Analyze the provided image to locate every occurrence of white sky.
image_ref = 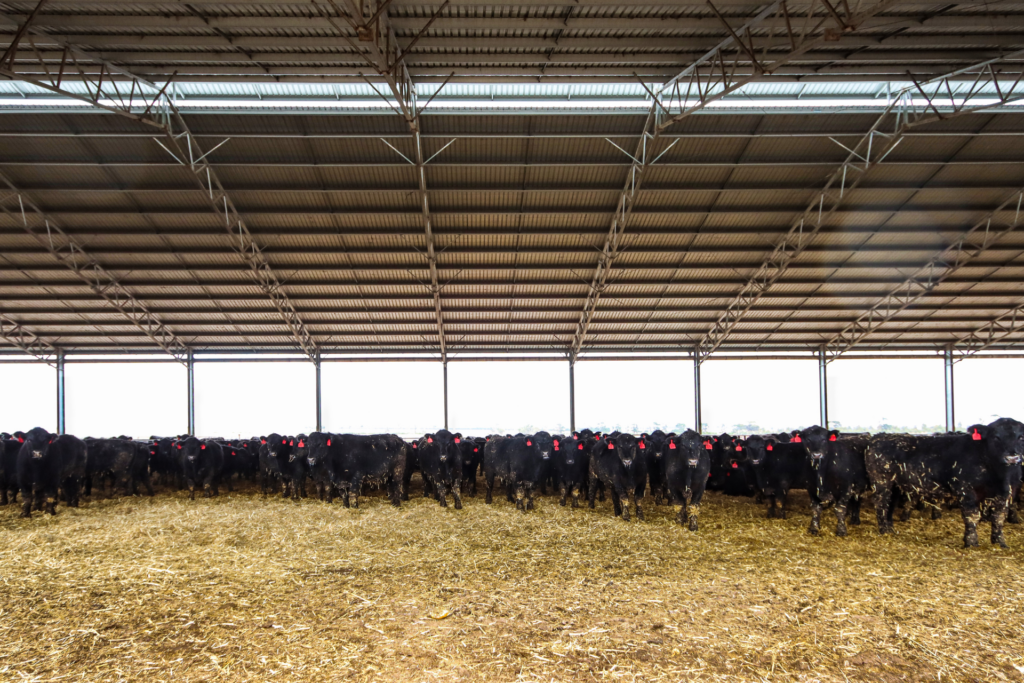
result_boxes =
[448,361,569,435]
[1,356,1021,437]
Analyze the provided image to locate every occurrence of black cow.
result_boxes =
[281,435,309,500]
[663,430,710,531]
[554,434,590,508]
[866,418,1024,547]
[219,440,256,492]
[306,432,406,508]
[1,436,22,505]
[17,427,87,517]
[417,429,464,509]
[178,436,224,500]
[85,438,154,497]
[798,426,868,537]
[745,435,811,520]
[484,432,554,511]
[642,430,672,504]
[258,433,292,495]
[460,437,485,496]
[588,433,649,522]
[148,436,181,488]
[305,433,334,501]
[402,438,422,501]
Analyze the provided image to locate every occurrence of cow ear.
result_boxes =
[829,430,839,442]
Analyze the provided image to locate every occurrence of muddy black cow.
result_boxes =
[663,430,710,531]
[85,438,154,498]
[148,437,181,488]
[258,433,292,495]
[483,432,554,512]
[553,434,591,508]
[798,426,868,537]
[641,430,672,504]
[588,432,649,522]
[745,435,811,520]
[417,429,464,509]
[177,436,224,500]
[306,432,406,508]
[866,418,1024,547]
[460,437,485,497]
[1,436,22,505]
[278,435,309,500]
[304,432,335,501]
[17,427,87,517]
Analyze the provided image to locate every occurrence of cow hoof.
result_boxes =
[836,527,847,537]
[993,535,1008,548]
[454,500,463,510]
[963,534,979,548]
[808,527,820,536]
[688,520,699,532]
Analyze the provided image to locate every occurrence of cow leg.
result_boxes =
[436,481,449,508]
[834,495,852,537]
[808,500,822,536]
[525,484,535,511]
[62,478,79,508]
[899,492,914,522]
[1007,505,1020,525]
[571,486,581,509]
[872,484,894,534]
[452,480,463,510]
[990,496,1009,548]
[618,491,630,522]
[765,494,776,519]
[350,478,362,508]
[19,487,33,518]
[187,479,197,500]
[0,488,6,506]
[849,495,861,525]
[388,473,403,508]
[634,485,645,521]
[598,481,606,502]
[587,476,598,509]
[779,490,791,520]
[559,483,568,507]
[611,489,622,517]
[687,496,700,532]
[960,492,981,548]
[485,474,495,505]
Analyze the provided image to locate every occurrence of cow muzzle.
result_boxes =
[187,455,197,461]
[621,458,633,467]
[289,454,296,462]
[32,450,43,459]
[1005,454,1022,465]
[687,458,698,467]
[566,458,575,465]
[307,457,317,466]
[439,455,447,462]
[751,458,762,465]
[541,451,551,460]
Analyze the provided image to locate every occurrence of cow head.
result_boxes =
[305,431,332,468]
[290,435,309,462]
[797,425,837,467]
[741,434,769,466]
[422,429,459,463]
[604,433,638,468]
[714,433,741,469]
[529,431,555,460]
[643,430,669,459]
[970,418,1024,467]
[22,426,53,460]
[265,433,292,460]
[179,436,204,464]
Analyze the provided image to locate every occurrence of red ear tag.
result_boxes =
[412,443,417,449]
[244,443,248,447]
[177,444,181,450]
[261,438,266,445]
[18,437,24,443]
[289,440,294,446]
[298,440,305,448]
[201,444,206,450]
[767,443,773,451]
[713,437,718,442]
[829,434,837,442]
[573,434,578,440]
[454,437,460,443]
[669,442,676,449]
[578,443,583,450]
[554,443,559,451]
[473,448,478,452]
[703,441,712,450]
[232,451,236,456]
[608,443,615,450]
[638,441,645,449]
[972,429,982,441]
[427,437,433,443]
[792,435,802,443]
[526,440,532,446]
[736,444,743,451]
[731,462,738,468]
[154,440,159,446]
[282,439,287,444]
[327,438,331,446]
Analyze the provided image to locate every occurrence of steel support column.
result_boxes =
[187,350,195,436]
[56,349,65,434]
[693,351,702,433]
[944,347,955,433]
[569,362,576,434]
[818,346,829,428]
[315,351,322,432]
[443,361,449,430]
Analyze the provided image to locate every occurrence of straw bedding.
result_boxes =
[1,480,1022,682]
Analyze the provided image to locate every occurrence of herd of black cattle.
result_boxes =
[1,417,1022,548]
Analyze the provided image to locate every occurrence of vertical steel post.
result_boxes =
[443,361,449,430]
[315,351,322,432]
[569,361,576,433]
[818,346,829,428]
[693,351,702,433]
[56,349,66,434]
[944,346,955,433]
[187,350,195,436]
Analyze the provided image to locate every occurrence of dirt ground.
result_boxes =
[1,479,1022,682]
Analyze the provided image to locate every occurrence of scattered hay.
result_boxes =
[1,481,1022,682]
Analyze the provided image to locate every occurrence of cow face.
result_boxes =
[716,434,740,468]
[605,433,638,468]
[23,426,53,460]
[797,425,834,467]
[422,429,458,463]
[555,436,577,465]
[742,435,769,466]
[971,418,1024,466]
[306,431,332,468]
[530,431,555,460]
[179,436,203,464]
[291,435,309,463]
